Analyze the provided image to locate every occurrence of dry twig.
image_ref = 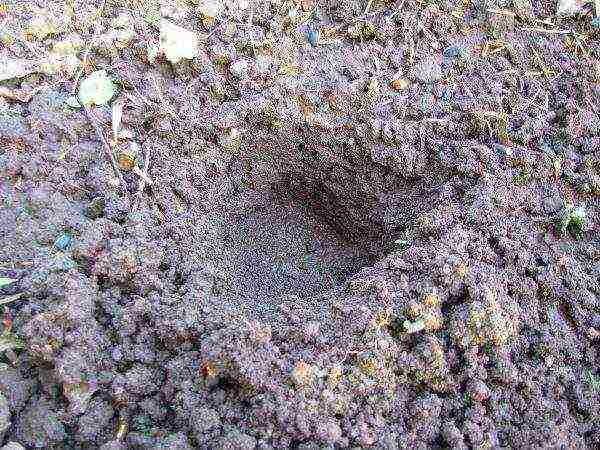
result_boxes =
[134,144,153,198]
[83,105,129,197]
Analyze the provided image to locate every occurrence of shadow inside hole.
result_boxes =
[195,150,444,317]
[215,187,376,315]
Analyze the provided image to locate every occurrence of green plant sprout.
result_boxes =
[557,204,587,239]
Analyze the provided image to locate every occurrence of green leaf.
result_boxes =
[557,204,587,239]
[0,278,16,289]
[77,70,117,106]
[0,331,24,353]
[571,206,586,224]
[393,239,410,251]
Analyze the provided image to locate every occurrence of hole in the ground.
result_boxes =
[208,182,378,314]
[185,139,446,316]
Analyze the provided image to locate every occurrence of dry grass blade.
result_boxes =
[134,147,153,209]
[83,106,129,197]
[111,99,124,141]
[530,47,560,81]
[522,27,572,34]
[0,293,24,305]
[71,0,107,93]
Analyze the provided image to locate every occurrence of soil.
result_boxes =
[1,0,600,448]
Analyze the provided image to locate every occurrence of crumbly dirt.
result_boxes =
[1,0,600,448]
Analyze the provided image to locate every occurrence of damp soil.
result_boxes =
[187,193,375,319]
[1,0,600,449]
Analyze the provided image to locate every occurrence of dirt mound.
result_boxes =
[1,0,600,448]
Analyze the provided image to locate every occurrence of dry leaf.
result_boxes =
[63,381,98,415]
[0,86,42,102]
[391,77,410,91]
[133,165,153,185]
[556,0,590,16]
[0,331,24,353]
[0,54,38,82]
[512,0,535,18]
[26,5,70,39]
[0,293,23,305]
[198,0,224,18]
[159,19,200,64]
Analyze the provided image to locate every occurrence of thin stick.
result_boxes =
[322,0,395,37]
[73,41,94,94]
[521,27,572,34]
[137,145,152,192]
[83,106,129,196]
[133,142,153,209]
[486,8,516,16]
[386,3,403,21]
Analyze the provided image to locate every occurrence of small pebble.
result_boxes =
[535,255,550,267]
[55,256,76,271]
[542,196,564,214]
[255,55,272,75]
[443,46,462,58]
[99,441,127,450]
[440,89,452,101]
[347,23,362,39]
[468,380,490,402]
[390,74,410,91]
[409,57,444,84]
[230,59,249,79]
[1,444,26,450]
[111,347,124,362]
[307,29,319,47]
[54,234,72,250]
[198,0,224,19]
[494,144,513,157]
[585,327,600,340]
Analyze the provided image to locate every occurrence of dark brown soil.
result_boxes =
[1,0,600,448]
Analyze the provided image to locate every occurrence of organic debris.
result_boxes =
[0,86,43,103]
[77,70,117,106]
[158,19,200,64]
[0,55,38,82]
[0,294,24,306]
[0,330,24,356]
[557,204,587,238]
[556,0,592,16]
[0,279,16,289]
